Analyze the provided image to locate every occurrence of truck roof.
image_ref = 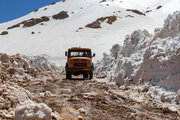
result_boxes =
[68,47,91,51]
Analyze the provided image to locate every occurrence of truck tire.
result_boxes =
[83,73,88,79]
[89,71,93,80]
[66,71,72,80]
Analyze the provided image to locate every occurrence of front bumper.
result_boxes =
[68,68,92,72]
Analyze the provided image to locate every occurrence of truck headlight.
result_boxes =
[70,64,73,67]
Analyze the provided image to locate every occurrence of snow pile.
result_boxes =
[0,53,61,83]
[0,84,33,119]
[96,11,180,91]
[95,29,152,82]
[158,11,180,38]
[118,83,180,113]
[15,103,52,120]
[0,53,61,119]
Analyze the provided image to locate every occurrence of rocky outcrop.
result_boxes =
[0,31,8,35]
[7,16,50,29]
[52,11,69,20]
[126,9,146,16]
[85,16,117,28]
[86,21,101,28]
[156,5,162,9]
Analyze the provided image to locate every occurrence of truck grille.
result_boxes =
[74,63,87,67]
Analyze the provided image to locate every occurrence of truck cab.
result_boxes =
[65,47,95,79]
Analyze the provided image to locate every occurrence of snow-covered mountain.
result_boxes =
[0,0,180,66]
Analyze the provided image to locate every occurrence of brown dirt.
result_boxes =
[0,53,180,120]
[19,76,180,120]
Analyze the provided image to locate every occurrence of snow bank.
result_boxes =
[0,53,61,83]
[15,103,52,120]
[158,11,180,38]
[96,11,180,91]
[118,83,180,113]
[0,84,33,119]
[0,53,61,119]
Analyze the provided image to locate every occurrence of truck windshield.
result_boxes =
[69,50,91,58]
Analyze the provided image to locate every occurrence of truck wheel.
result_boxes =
[66,71,71,80]
[83,73,88,79]
[89,72,93,80]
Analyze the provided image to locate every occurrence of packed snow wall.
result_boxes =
[96,11,180,91]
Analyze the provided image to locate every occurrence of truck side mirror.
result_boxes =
[93,53,95,57]
[65,51,67,56]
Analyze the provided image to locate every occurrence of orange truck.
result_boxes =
[65,47,95,79]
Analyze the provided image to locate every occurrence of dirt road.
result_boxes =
[17,75,180,120]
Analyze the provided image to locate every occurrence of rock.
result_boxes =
[78,108,86,114]
[156,5,162,9]
[79,27,83,29]
[1,31,8,35]
[52,11,69,20]
[15,103,52,120]
[85,16,117,29]
[106,16,117,24]
[6,67,16,75]
[7,16,50,29]
[41,16,50,21]
[23,18,42,27]
[0,53,10,63]
[85,21,101,28]
[40,91,52,97]
[126,9,146,16]
[34,9,39,12]
[61,89,72,94]
[100,0,106,3]
[49,2,56,5]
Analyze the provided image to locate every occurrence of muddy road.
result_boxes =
[17,74,180,120]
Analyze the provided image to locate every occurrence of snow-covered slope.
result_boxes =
[0,0,180,66]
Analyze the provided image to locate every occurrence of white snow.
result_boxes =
[15,103,52,120]
[0,0,180,66]
[96,11,180,91]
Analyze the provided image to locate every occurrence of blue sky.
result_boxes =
[0,0,61,23]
